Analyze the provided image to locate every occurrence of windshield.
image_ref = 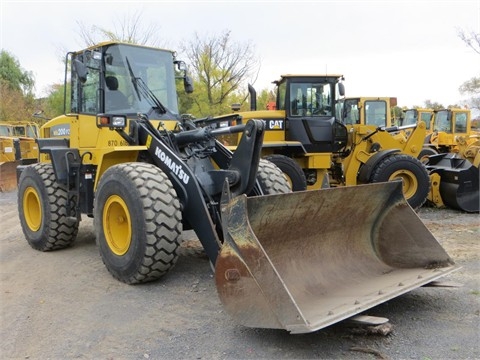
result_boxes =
[340,98,360,125]
[403,110,418,126]
[434,111,451,132]
[287,82,333,116]
[103,44,179,115]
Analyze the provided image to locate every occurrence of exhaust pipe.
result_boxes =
[248,84,257,111]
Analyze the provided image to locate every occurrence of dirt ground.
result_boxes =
[0,189,479,360]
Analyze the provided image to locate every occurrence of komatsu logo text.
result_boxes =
[154,147,190,184]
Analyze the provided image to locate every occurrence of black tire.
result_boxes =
[254,158,292,195]
[264,154,307,191]
[17,163,78,251]
[369,154,430,210]
[94,163,182,284]
[418,147,438,163]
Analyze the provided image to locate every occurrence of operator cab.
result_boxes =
[277,75,348,153]
[70,42,193,121]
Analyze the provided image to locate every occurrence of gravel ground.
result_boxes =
[0,189,479,360]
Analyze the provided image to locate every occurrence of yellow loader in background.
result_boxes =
[16,42,458,334]
[0,121,39,192]
[398,108,478,212]
[421,108,479,212]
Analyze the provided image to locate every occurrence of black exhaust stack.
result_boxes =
[248,84,257,111]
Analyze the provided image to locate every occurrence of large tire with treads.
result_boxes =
[264,154,307,191]
[94,163,182,284]
[369,153,430,210]
[17,163,79,251]
[250,158,292,196]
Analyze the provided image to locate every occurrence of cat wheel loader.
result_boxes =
[214,78,431,210]
[16,42,458,334]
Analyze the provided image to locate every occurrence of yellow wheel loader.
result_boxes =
[0,121,39,192]
[420,108,479,212]
[398,108,478,212]
[17,42,458,334]
[213,78,431,210]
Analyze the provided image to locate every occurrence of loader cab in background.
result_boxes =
[433,109,470,134]
[402,108,434,131]
[426,108,475,153]
[338,97,397,127]
[276,75,348,153]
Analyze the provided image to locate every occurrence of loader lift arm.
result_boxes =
[116,116,266,264]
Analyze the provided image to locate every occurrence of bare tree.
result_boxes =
[457,28,480,55]
[457,28,480,109]
[180,30,260,116]
[76,10,164,47]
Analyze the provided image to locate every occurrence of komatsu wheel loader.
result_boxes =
[214,77,431,210]
[17,42,458,334]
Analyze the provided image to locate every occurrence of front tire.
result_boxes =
[17,163,78,251]
[94,163,182,284]
[369,154,430,210]
[252,158,292,195]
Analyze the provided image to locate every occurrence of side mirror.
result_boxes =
[73,59,88,84]
[184,75,194,94]
[338,83,345,97]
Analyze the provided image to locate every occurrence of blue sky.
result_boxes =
[1,0,479,108]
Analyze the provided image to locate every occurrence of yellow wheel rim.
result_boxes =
[389,170,418,200]
[103,195,132,256]
[419,155,430,164]
[284,174,294,189]
[23,186,42,232]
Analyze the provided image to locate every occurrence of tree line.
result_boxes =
[1,15,478,124]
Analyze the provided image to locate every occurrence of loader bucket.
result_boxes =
[215,181,458,334]
[426,153,479,213]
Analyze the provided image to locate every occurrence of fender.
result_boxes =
[357,149,400,183]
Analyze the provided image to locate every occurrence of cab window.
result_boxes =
[364,101,387,126]
[289,82,332,116]
[454,112,467,133]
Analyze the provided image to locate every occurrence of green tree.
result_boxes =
[179,30,260,117]
[256,88,277,111]
[423,100,444,110]
[0,50,35,94]
[42,83,69,119]
[0,51,36,121]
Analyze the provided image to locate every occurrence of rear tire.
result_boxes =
[17,163,78,251]
[94,163,182,284]
[264,154,307,191]
[369,154,430,210]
